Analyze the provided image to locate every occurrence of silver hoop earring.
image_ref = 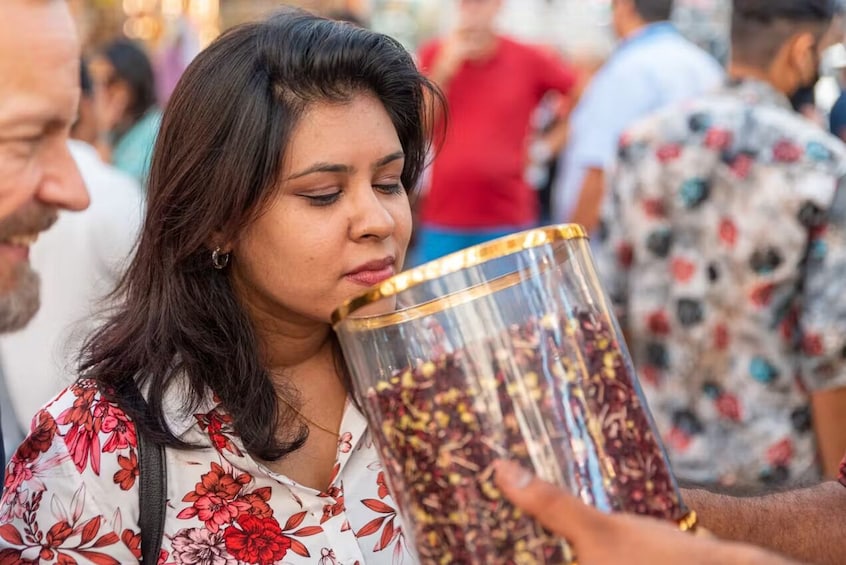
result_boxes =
[212,247,230,270]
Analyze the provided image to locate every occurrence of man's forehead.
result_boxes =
[0,0,80,130]
[0,0,79,58]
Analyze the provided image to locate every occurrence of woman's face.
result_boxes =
[230,92,412,327]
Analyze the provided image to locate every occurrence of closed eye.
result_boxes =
[303,192,341,206]
[373,183,403,195]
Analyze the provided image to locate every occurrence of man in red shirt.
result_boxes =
[415,0,577,263]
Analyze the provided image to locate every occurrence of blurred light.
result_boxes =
[189,0,217,19]
[122,0,144,15]
[123,14,160,40]
[162,0,182,18]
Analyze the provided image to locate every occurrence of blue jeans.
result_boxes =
[411,225,526,266]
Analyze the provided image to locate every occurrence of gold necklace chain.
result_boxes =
[278,395,340,438]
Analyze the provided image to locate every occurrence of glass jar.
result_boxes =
[332,225,689,565]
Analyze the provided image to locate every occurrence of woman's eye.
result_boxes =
[373,183,403,195]
[304,192,341,206]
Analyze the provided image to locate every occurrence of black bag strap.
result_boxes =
[138,423,166,563]
[121,379,167,564]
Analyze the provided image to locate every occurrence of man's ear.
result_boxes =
[787,31,818,84]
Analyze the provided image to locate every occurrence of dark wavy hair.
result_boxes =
[80,9,443,461]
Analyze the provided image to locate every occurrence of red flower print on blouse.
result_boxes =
[355,498,403,553]
[15,410,57,463]
[178,463,251,533]
[376,472,390,500]
[280,511,324,558]
[338,432,353,454]
[113,450,139,491]
[101,404,137,453]
[55,383,105,474]
[196,410,243,457]
[241,488,273,519]
[320,486,345,524]
[0,483,124,565]
[223,514,291,565]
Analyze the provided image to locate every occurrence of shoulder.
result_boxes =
[0,380,141,561]
[18,379,140,479]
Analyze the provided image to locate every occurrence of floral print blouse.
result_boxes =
[0,380,417,564]
[597,78,846,490]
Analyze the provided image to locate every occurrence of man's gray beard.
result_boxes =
[0,264,40,333]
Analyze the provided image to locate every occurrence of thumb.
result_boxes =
[493,460,608,540]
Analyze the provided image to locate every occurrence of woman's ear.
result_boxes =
[209,230,234,254]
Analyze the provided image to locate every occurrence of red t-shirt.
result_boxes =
[839,453,846,488]
[419,37,577,229]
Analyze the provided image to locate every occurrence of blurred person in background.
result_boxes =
[790,0,846,126]
[553,0,723,232]
[415,0,578,263]
[0,59,143,447]
[0,0,90,480]
[828,43,846,140]
[597,0,846,492]
[91,38,163,188]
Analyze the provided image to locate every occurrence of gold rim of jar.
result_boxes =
[331,224,588,326]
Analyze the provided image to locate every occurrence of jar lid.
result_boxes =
[331,224,588,326]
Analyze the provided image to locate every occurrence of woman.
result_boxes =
[0,10,440,564]
[92,39,163,186]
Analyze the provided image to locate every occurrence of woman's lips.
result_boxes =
[345,266,395,287]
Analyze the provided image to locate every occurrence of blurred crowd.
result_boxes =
[2,0,846,520]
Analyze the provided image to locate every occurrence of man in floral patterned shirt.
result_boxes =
[598,0,846,491]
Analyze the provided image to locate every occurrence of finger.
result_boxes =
[493,460,607,539]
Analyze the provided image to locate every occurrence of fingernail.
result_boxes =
[495,460,533,489]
